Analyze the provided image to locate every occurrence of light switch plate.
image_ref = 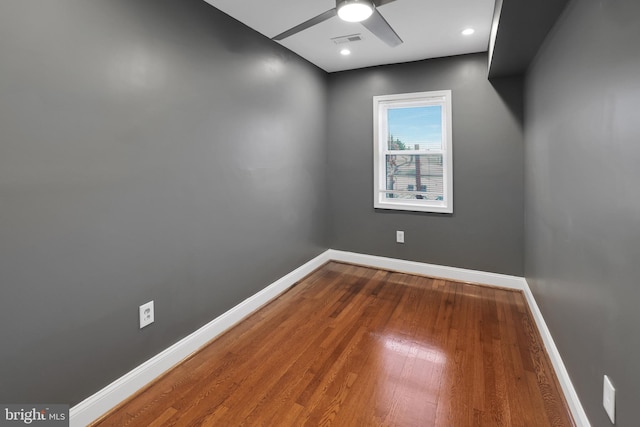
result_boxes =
[603,375,615,424]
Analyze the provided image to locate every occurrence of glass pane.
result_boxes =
[385,154,444,200]
[387,106,442,151]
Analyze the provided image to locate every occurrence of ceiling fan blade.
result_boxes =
[373,0,398,6]
[361,8,403,47]
[272,8,337,41]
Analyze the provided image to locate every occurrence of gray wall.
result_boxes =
[0,0,327,405]
[524,0,640,425]
[327,54,524,276]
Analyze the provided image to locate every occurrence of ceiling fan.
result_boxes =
[272,0,403,47]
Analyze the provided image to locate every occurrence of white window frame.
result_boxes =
[373,90,453,213]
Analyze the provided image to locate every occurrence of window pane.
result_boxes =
[387,106,442,151]
[374,90,452,213]
[385,154,444,200]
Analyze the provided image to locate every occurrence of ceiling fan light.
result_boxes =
[337,0,374,23]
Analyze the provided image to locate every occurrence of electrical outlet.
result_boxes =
[396,230,405,243]
[139,301,154,329]
[603,375,615,424]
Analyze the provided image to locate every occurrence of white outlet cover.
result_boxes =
[396,231,405,243]
[139,301,154,329]
[603,375,615,424]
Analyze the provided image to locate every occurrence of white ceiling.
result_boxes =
[204,0,496,73]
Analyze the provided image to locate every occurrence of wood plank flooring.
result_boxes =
[92,262,575,426]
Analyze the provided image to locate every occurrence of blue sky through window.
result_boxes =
[388,106,442,150]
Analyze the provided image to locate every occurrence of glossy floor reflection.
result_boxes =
[94,262,575,426]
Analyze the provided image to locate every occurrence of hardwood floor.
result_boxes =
[92,262,575,426]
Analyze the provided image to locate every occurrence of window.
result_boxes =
[373,90,453,213]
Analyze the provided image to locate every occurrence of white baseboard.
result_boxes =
[521,280,591,427]
[71,249,588,427]
[70,250,332,427]
[326,249,526,290]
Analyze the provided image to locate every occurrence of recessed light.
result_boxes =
[340,48,351,56]
[462,28,475,36]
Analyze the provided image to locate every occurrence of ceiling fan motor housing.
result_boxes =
[336,0,375,22]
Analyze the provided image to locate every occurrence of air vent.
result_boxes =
[331,34,363,45]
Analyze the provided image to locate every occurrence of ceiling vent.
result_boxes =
[331,34,363,45]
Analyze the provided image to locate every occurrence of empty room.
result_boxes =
[1,0,638,426]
